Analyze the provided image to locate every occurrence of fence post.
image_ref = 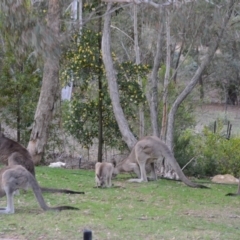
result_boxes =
[213,121,216,133]
[79,155,82,169]
[226,121,232,140]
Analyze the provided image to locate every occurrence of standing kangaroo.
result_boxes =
[0,132,84,194]
[114,136,208,188]
[95,161,116,188]
[0,165,79,214]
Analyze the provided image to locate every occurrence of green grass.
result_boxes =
[1,167,240,240]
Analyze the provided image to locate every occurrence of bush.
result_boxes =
[176,122,240,177]
[174,128,208,177]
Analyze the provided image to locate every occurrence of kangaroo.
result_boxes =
[114,136,208,188]
[0,165,79,214]
[95,161,116,188]
[0,132,84,194]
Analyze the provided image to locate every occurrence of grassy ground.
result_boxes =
[0,166,240,240]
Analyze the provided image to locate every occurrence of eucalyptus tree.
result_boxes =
[0,0,86,164]
[0,1,42,144]
[27,0,63,164]
[166,0,236,150]
[0,46,41,144]
[102,0,237,163]
[62,27,148,155]
[205,4,240,106]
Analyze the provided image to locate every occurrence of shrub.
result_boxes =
[176,122,240,177]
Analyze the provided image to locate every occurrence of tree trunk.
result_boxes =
[173,40,184,83]
[27,0,61,164]
[97,4,103,162]
[133,4,144,138]
[148,8,164,137]
[160,12,170,141]
[102,3,137,149]
[166,0,235,150]
[16,93,21,142]
[97,72,103,162]
[199,74,204,100]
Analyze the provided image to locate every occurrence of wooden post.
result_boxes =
[213,121,216,133]
[226,121,232,140]
[79,155,82,169]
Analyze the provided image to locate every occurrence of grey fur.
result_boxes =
[114,136,208,188]
[0,165,79,214]
[95,162,115,188]
[0,132,84,194]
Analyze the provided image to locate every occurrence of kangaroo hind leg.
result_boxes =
[128,162,147,183]
[147,162,157,181]
[0,185,15,214]
[0,168,27,214]
[129,145,148,183]
[107,176,112,187]
[128,148,148,183]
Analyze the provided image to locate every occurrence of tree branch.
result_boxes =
[166,0,236,150]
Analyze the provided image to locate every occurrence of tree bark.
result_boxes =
[160,11,170,141]
[102,3,137,149]
[148,8,164,137]
[166,0,236,150]
[173,40,184,83]
[133,4,144,138]
[27,0,61,164]
[97,3,103,162]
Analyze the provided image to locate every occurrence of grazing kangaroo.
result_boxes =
[0,165,79,214]
[95,161,116,188]
[114,136,208,188]
[0,132,84,194]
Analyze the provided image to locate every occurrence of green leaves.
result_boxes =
[177,121,240,177]
[61,29,149,150]
[0,47,41,144]
[61,29,102,84]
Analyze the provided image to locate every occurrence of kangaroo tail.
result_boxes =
[226,193,239,196]
[194,184,210,189]
[50,206,79,211]
[40,187,85,194]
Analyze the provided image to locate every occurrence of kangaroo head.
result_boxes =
[96,174,105,187]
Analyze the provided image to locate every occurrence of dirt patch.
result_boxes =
[0,237,25,240]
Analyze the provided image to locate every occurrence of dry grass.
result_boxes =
[195,103,240,135]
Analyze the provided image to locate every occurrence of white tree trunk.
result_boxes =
[148,8,164,137]
[160,11,171,141]
[102,3,137,149]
